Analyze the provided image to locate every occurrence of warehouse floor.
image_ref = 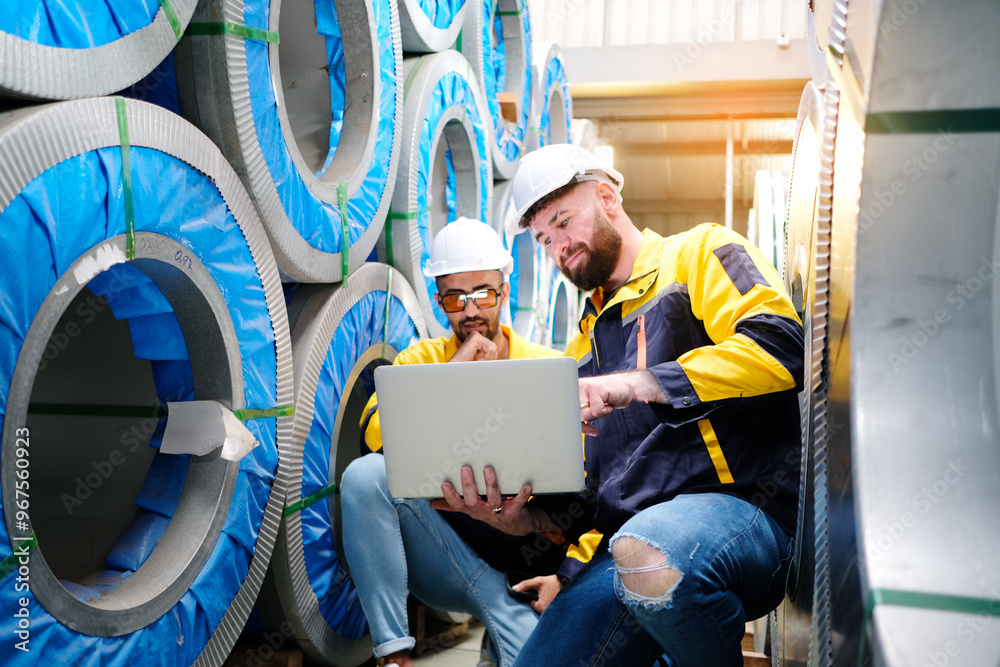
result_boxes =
[411,621,487,666]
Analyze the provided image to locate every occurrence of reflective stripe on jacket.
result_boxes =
[565,223,803,537]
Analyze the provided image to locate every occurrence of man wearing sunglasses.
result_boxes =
[340,218,581,667]
[432,145,804,667]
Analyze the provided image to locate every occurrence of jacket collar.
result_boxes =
[590,229,664,315]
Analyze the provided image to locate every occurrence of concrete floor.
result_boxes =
[410,621,486,667]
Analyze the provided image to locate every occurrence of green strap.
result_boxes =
[387,205,431,220]
[28,403,165,418]
[338,180,350,279]
[384,208,396,268]
[497,1,524,17]
[859,588,1000,665]
[0,534,37,582]
[866,108,1000,134]
[402,55,429,101]
[185,21,280,44]
[382,267,392,359]
[283,483,338,515]
[456,28,463,53]
[114,97,136,261]
[27,403,291,420]
[158,0,184,40]
[232,405,295,421]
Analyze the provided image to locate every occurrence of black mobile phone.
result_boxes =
[505,570,539,603]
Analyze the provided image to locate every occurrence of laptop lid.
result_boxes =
[374,356,585,499]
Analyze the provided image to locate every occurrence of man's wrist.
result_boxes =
[632,370,667,404]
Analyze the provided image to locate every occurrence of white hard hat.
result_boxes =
[510,144,624,230]
[422,217,514,278]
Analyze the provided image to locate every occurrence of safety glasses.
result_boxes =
[438,288,501,313]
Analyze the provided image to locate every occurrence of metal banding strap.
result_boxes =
[158,0,184,40]
[26,404,293,420]
[866,108,1000,134]
[114,97,136,261]
[283,483,338,516]
[402,55,430,100]
[337,180,350,279]
[383,267,392,359]
[185,22,280,43]
[858,588,1000,666]
[497,1,525,16]
[0,534,37,582]
[232,405,295,421]
[387,206,432,219]
[384,209,395,268]
[28,403,166,418]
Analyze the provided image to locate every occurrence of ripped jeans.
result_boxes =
[513,493,792,667]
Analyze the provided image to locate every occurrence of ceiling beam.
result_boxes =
[612,139,794,158]
[562,40,810,121]
[624,198,738,215]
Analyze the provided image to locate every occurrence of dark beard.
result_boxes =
[454,315,500,343]
[562,210,622,291]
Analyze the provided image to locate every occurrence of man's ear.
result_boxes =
[596,181,619,215]
[500,281,511,306]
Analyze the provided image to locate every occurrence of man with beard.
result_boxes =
[340,217,582,667]
[432,145,804,666]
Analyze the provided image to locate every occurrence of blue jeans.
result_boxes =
[514,493,792,667]
[340,453,539,665]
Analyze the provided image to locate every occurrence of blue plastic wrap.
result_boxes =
[300,286,422,639]
[242,0,397,254]
[474,0,531,165]
[314,0,346,179]
[118,54,183,116]
[445,147,457,223]
[0,0,160,48]
[539,53,571,147]
[0,141,279,665]
[416,0,465,30]
[413,70,491,331]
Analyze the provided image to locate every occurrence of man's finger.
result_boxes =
[484,466,502,510]
[459,465,481,508]
[434,482,463,511]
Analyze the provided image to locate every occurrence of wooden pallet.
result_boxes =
[742,621,771,667]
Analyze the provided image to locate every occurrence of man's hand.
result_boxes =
[579,371,667,435]
[430,465,559,536]
[513,574,562,614]
[449,331,498,362]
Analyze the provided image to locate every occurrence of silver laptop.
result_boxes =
[374,356,585,499]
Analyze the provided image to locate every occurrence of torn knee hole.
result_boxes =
[613,536,682,600]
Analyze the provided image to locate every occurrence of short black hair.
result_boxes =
[518,180,585,230]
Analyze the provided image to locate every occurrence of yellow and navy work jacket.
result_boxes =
[552,224,803,542]
[359,325,595,575]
